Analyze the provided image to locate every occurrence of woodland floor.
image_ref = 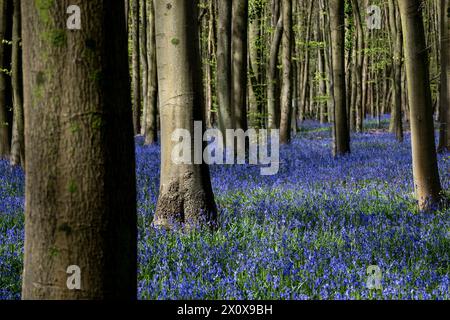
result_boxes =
[0,117,449,300]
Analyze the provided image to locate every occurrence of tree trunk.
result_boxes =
[217,0,234,135]
[0,0,11,159]
[21,0,137,299]
[153,0,217,229]
[352,0,364,133]
[9,0,23,167]
[132,0,141,135]
[398,0,443,210]
[140,0,148,136]
[438,0,449,152]
[144,0,158,145]
[389,0,404,142]
[330,0,350,155]
[280,0,292,144]
[232,0,248,131]
[248,5,263,128]
[267,14,283,129]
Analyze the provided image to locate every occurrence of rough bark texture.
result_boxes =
[21,0,137,299]
[232,0,248,131]
[10,0,24,167]
[438,0,449,152]
[154,0,217,229]
[144,0,158,145]
[217,0,234,134]
[0,0,11,158]
[132,0,141,135]
[330,0,350,155]
[279,0,292,144]
[398,0,443,210]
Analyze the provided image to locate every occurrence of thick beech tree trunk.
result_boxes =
[398,0,443,210]
[153,0,217,229]
[21,0,137,299]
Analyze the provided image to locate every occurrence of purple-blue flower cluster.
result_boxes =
[1,119,449,300]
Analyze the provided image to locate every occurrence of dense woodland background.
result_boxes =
[0,0,449,300]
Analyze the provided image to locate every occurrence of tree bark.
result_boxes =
[154,0,217,229]
[132,0,141,135]
[330,0,350,155]
[280,0,292,144]
[232,0,248,131]
[144,0,158,145]
[438,0,449,152]
[217,0,234,135]
[21,0,137,299]
[267,14,283,129]
[140,0,148,136]
[10,0,24,167]
[388,0,404,142]
[398,0,443,210]
[0,0,11,158]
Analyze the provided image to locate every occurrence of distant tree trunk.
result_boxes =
[299,1,313,123]
[140,0,148,136]
[153,0,217,229]
[398,0,442,210]
[280,0,292,144]
[438,0,449,152]
[330,0,350,155]
[10,0,23,167]
[248,5,263,128]
[217,0,234,135]
[232,0,248,131]
[132,0,141,135]
[0,0,11,158]
[267,14,283,129]
[388,0,404,142]
[352,0,364,133]
[21,0,137,299]
[144,0,158,145]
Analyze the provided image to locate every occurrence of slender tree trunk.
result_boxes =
[330,0,350,155]
[10,0,23,166]
[132,0,141,135]
[299,1,314,123]
[438,0,449,152]
[140,0,148,136]
[352,0,364,133]
[398,0,442,210]
[154,0,217,229]
[389,0,404,142]
[21,0,137,299]
[248,5,263,128]
[280,0,292,144]
[0,0,11,158]
[217,0,234,135]
[267,14,283,129]
[232,0,248,131]
[144,0,158,145]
